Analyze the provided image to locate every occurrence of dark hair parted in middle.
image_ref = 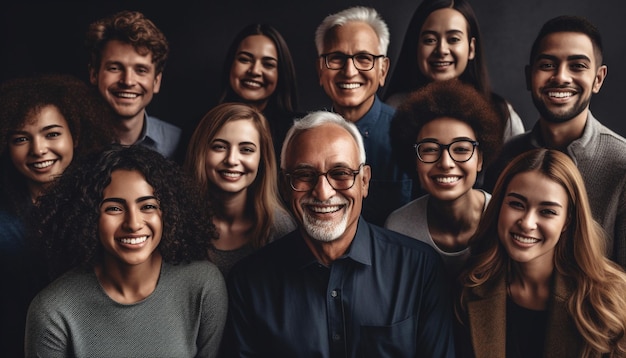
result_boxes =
[37,144,216,278]
[218,23,298,114]
[390,79,503,174]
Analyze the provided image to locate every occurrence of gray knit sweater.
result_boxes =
[483,112,626,269]
[25,260,227,358]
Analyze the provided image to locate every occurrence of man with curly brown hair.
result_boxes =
[86,10,181,159]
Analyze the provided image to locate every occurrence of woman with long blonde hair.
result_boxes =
[184,103,295,276]
[457,148,626,357]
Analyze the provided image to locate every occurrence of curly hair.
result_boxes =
[390,79,503,175]
[459,149,626,356]
[184,103,287,249]
[218,23,298,114]
[85,10,169,74]
[0,73,115,219]
[37,144,216,279]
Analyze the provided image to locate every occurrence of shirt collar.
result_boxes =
[291,216,373,269]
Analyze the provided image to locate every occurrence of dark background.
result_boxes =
[1,1,624,145]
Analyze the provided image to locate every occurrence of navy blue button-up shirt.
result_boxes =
[351,96,413,226]
[224,217,456,357]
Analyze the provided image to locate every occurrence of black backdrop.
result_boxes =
[2,1,624,144]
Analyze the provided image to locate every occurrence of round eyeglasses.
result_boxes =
[414,139,479,163]
[284,164,365,192]
[320,52,385,71]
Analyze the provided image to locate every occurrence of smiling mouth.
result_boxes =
[430,61,453,67]
[512,234,539,244]
[220,170,244,178]
[307,205,343,214]
[118,236,148,245]
[434,176,461,184]
[30,160,55,169]
[114,92,139,99]
[337,83,361,89]
[242,80,263,88]
[547,91,575,98]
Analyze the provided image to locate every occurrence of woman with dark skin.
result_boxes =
[26,144,227,357]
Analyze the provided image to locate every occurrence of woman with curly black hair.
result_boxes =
[0,72,115,357]
[386,80,503,279]
[25,144,227,357]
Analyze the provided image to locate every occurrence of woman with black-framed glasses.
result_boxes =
[386,79,503,279]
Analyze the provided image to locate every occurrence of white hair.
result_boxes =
[280,110,367,170]
[314,6,390,56]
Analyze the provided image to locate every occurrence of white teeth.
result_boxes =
[548,92,573,98]
[32,160,54,169]
[338,83,361,89]
[242,80,262,88]
[222,171,242,178]
[119,236,148,245]
[117,93,138,98]
[432,62,452,67]
[310,205,341,213]
[512,234,539,244]
[435,176,460,183]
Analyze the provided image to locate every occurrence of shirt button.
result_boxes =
[331,290,338,298]
[332,333,341,341]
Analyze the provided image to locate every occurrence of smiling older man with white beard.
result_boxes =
[220,110,455,358]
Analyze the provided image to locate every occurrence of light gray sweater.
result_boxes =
[25,260,227,358]
[385,190,491,278]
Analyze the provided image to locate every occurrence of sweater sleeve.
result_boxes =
[24,291,69,358]
[196,262,228,358]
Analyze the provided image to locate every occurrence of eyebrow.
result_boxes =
[419,136,475,142]
[536,54,592,62]
[100,195,158,207]
[9,124,65,135]
[212,138,258,147]
[292,162,356,170]
[506,192,563,207]
[237,51,278,62]
[421,29,465,36]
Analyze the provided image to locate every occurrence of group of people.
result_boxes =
[1,0,626,357]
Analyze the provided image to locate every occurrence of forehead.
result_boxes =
[286,124,360,168]
[214,118,260,142]
[101,39,154,63]
[422,8,469,33]
[418,117,476,139]
[323,21,380,53]
[22,105,68,128]
[237,34,277,57]
[507,171,568,204]
[536,32,597,63]
[104,169,153,196]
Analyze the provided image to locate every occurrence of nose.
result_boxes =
[517,211,537,232]
[342,57,360,77]
[552,63,572,84]
[311,173,336,201]
[122,207,144,232]
[119,69,135,86]
[223,148,239,166]
[247,60,262,76]
[436,40,450,55]
[437,147,455,169]
[29,137,47,157]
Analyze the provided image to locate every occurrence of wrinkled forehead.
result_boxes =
[285,124,361,169]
